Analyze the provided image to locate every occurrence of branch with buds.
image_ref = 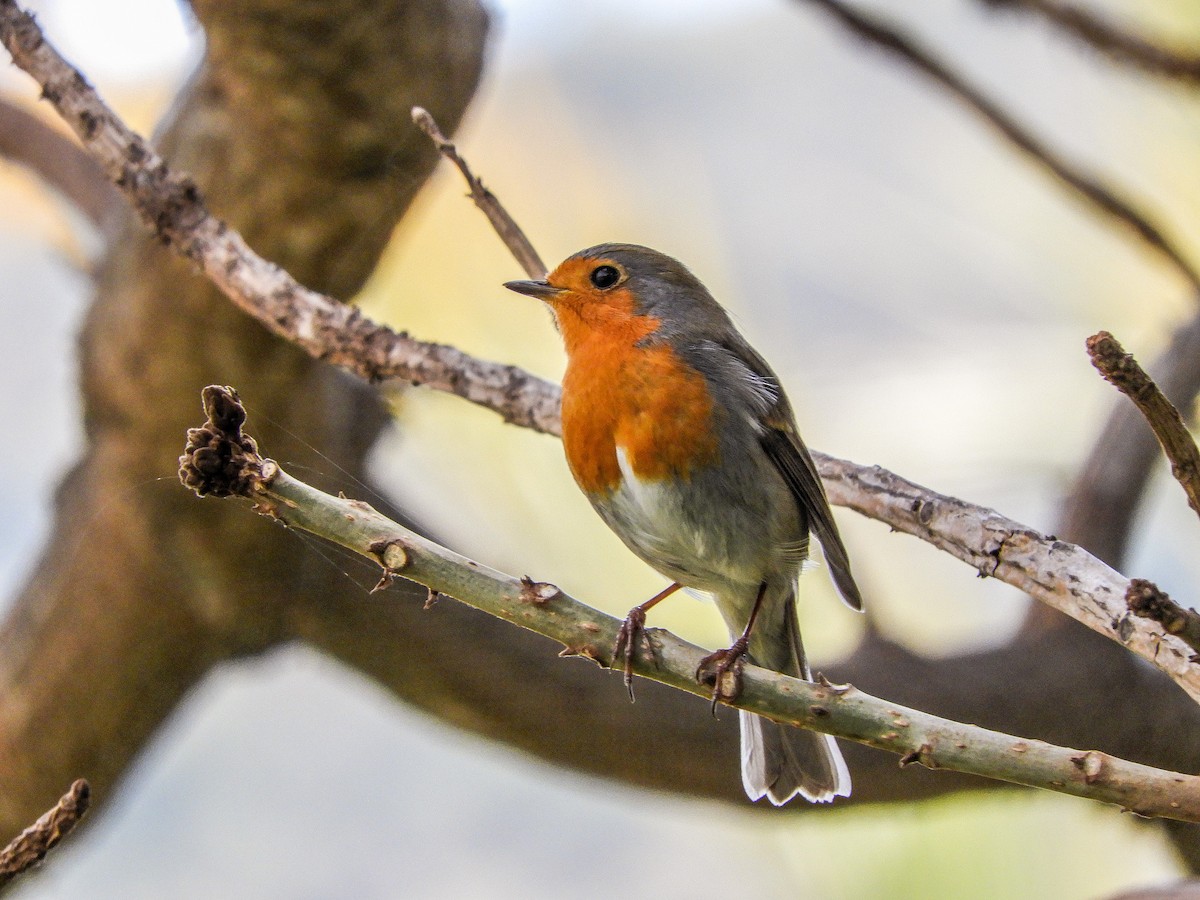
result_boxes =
[179,385,1200,823]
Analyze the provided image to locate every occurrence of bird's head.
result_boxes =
[505,243,724,351]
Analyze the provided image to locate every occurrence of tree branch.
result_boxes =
[1127,580,1200,661]
[1050,321,1200,651]
[10,0,1200,862]
[411,106,546,278]
[1087,330,1200,524]
[791,0,1200,292]
[180,385,1200,823]
[0,779,89,888]
[980,0,1200,86]
[1055,310,1200,577]
[0,2,560,436]
[815,454,1200,704]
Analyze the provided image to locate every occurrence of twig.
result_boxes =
[0,0,562,436]
[1127,579,1200,660]
[1059,312,1200,573]
[0,779,90,887]
[980,0,1200,86]
[812,453,1200,704]
[792,0,1200,293]
[177,386,1200,822]
[1087,331,1200,522]
[411,106,546,279]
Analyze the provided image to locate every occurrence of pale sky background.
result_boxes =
[25,0,780,82]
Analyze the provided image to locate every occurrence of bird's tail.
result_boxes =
[736,584,850,805]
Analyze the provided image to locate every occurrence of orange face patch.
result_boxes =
[542,256,643,356]
[549,258,720,495]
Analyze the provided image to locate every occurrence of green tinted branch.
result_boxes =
[179,385,1200,823]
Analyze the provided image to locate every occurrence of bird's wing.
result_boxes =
[759,423,863,610]
[709,335,864,612]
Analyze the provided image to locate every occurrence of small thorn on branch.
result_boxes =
[0,779,91,887]
[1127,578,1200,658]
[518,576,561,605]
[367,539,410,593]
[558,644,601,663]
[815,673,854,695]
[1070,750,1108,785]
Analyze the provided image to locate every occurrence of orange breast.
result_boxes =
[559,306,720,496]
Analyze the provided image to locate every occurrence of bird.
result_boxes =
[505,243,863,805]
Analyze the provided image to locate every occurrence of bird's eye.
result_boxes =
[589,265,621,289]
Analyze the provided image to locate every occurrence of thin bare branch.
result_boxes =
[1056,311,1200,576]
[815,454,1200,704]
[1087,330,1200,523]
[980,0,1200,86]
[0,779,89,887]
[411,106,546,278]
[792,0,1200,293]
[178,386,1200,821]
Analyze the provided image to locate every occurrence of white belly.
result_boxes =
[597,447,775,591]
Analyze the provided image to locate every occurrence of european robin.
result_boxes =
[505,244,864,805]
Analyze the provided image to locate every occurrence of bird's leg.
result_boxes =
[613,582,683,699]
[696,581,769,715]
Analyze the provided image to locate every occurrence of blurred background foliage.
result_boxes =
[2,0,1200,896]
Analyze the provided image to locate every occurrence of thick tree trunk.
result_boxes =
[0,0,489,835]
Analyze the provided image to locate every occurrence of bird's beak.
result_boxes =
[504,279,564,300]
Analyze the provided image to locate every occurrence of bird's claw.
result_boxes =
[695,638,749,716]
[613,607,653,701]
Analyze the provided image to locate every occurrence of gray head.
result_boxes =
[503,243,735,343]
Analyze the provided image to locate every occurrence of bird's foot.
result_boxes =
[613,606,654,701]
[696,636,749,716]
